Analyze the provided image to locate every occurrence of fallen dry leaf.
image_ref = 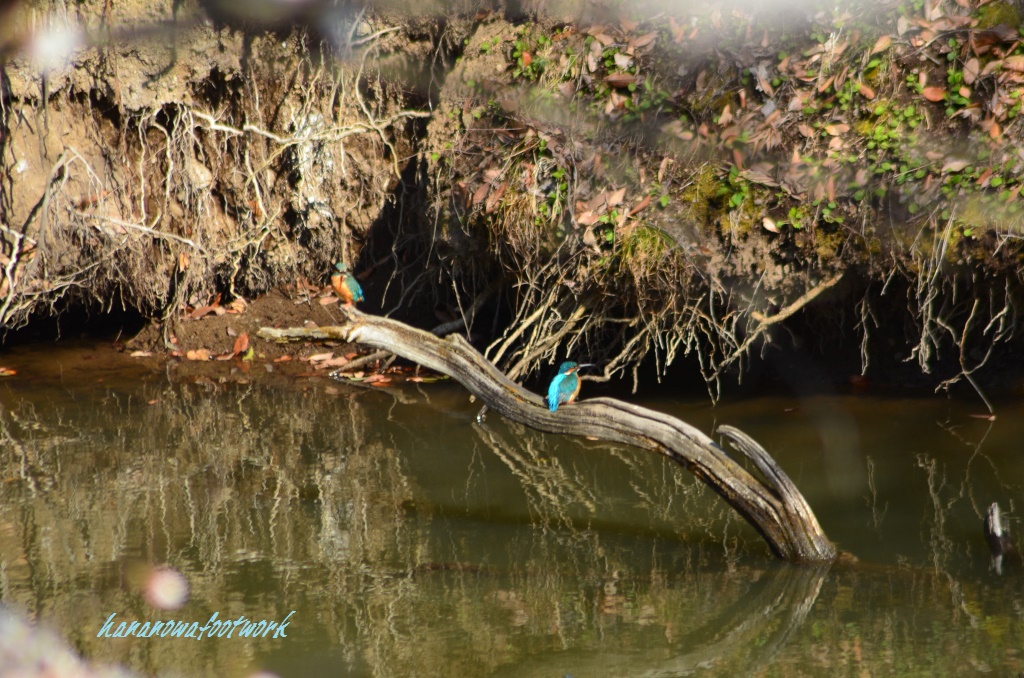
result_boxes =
[318,356,350,369]
[0,367,16,377]
[632,32,658,49]
[963,58,979,85]
[319,296,339,305]
[604,72,636,88]
[471,182,490,206]
[718,104,733,126]
[232,333,249,356]
[607,187,627,207]
[485,182,506,214]
[307,352,334,362]
[1004,55,1024,72]
[870,35,892,54]
[762,217,780,233]
[273,355,293,363]
[921,87,946,102]
[658,157,673,184]
[858,83,876,99]
[129,350,153,358]
[187,305,220,320]
[185,349,212,361]
[627,194,652,217]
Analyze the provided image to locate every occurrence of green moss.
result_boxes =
[977,0,1021,29]
[621,224,672,264]
[680,164,720,228]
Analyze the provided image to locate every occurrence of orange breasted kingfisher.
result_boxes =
[546,361,595,412]
[331,261,364,306]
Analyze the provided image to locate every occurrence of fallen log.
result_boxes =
[257,309,837,563]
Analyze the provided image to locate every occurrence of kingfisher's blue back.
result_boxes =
[547,361,581,412]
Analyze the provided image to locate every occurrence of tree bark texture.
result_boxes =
[257,310,837,563]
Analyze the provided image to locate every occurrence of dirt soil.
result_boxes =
[4,0,1024,401]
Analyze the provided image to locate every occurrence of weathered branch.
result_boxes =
[257,310,836,563]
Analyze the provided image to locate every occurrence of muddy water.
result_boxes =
[1,344,1022,676]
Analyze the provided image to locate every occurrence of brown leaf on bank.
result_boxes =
[870,35,892,54]
[631,32,658,49]
[187,305,217,320]
[658,157,673,184]
[718,104,733,126]
[129,350,153,358]
[941,159,970,173]
[627,194,652,217]
[668,17,686,43]
[858,83,876,99]
[604,72,636,88]
[740,168,779,187]
[185,349,212,361]
[577,211,600,226]
[471,182,490,206]
[232,333,249,357]
[485,182,506,214]
[963,58,979,85]
[319,296,339,305]
[607,187,627,207]
[1004,55,1024,72]
[306,352,334,363]
[273,355,293,363]
[317,356,350,369]
[921,87,946,102]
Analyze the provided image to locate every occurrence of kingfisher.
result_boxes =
[331,261,364,306]
[546,361,594,412]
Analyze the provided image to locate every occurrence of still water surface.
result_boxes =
[0,344,1022,676]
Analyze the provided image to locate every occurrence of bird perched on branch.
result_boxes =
[546,361,594,412]
[331,261,364,306]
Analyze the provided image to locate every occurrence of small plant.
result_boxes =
[718,166,750,209]
[511,30,550,80]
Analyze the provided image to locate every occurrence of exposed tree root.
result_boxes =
[258,309,837,563]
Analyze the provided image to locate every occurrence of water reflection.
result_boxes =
[0,359,1022,676]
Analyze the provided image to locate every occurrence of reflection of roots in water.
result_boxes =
[0,382,833,676]
[472,418,752,571]
[473,420,597,531]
